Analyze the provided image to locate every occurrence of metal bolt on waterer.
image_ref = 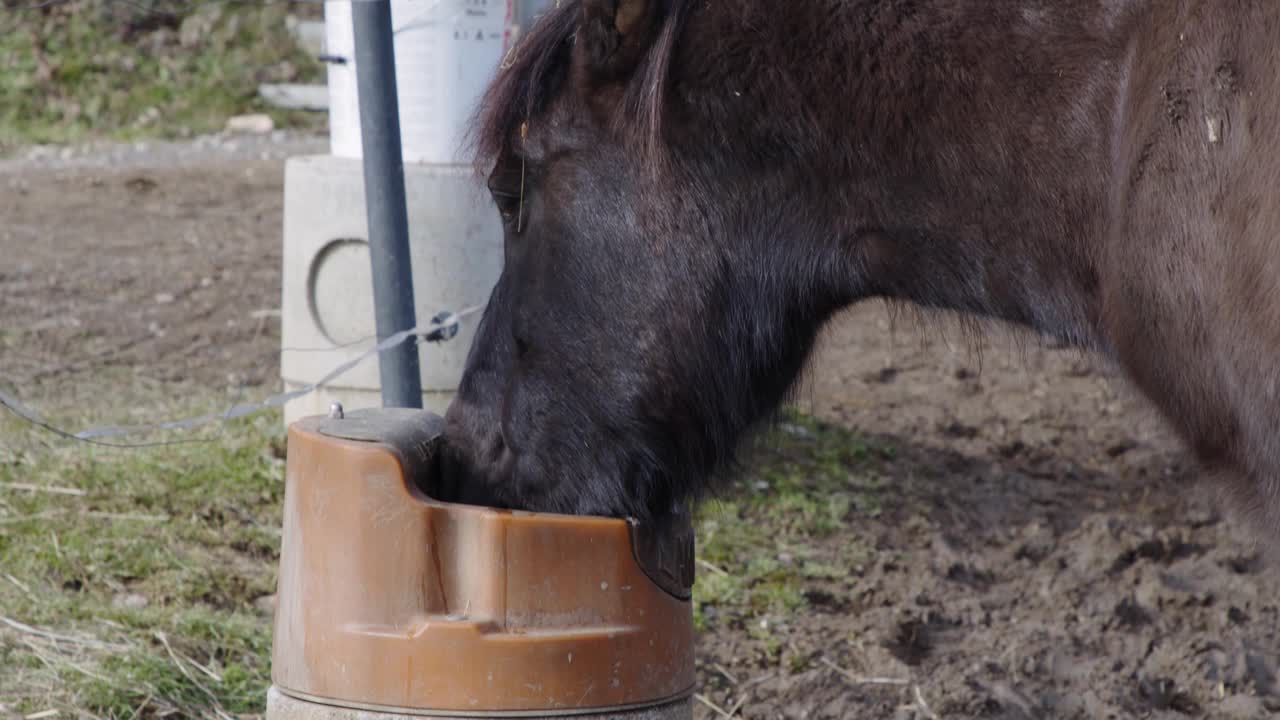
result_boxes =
[265,407,696,720]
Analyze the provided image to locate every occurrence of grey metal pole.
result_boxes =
[351,0,422,409]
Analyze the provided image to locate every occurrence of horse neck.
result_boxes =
[694,0,1162,348]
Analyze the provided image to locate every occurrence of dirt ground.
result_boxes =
[2,136,1277,719]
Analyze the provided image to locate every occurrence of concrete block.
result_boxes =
[286,17,326,56]
[280,154,501,426]
[259,83,329,112]
[266,686,693,720]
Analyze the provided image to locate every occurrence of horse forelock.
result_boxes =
[470,0,692,176]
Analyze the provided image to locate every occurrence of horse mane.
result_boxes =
[470,0,691,172]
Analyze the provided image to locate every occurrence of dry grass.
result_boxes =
[0,381,286,719]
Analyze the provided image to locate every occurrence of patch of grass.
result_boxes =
[0,1,324,151]
[0,397,286,718]
[691,410,890,635]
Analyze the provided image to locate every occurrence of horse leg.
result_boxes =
[1100,165,1280,545]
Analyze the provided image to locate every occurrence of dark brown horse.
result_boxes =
[440,0,1280,541]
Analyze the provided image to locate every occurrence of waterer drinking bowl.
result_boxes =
[266,407,697,719]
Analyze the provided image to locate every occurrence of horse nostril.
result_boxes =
[514,334,529,359]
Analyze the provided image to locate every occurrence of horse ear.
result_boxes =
[578,0,663,77]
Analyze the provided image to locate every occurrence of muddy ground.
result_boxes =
[2,136,1277,719]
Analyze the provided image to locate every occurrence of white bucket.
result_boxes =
[324,0,517,165]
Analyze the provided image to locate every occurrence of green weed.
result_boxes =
[0,1,324,152]
[691,410,887,641]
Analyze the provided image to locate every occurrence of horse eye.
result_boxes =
[490,188,521,225]
[487,162,527,229]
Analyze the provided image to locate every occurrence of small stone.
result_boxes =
[226,113,275,134]
[780,423,813,438]
[113,592,149,610]
[1206,116,1222,144]
[255,594,277,614]
[154,292,175,304]
[258,83,328,112]
[125,176,157,193]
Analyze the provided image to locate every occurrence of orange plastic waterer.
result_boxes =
[266,407,697,719]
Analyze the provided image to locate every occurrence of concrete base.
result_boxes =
[280,154,503,428]
[266,687,693,720]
